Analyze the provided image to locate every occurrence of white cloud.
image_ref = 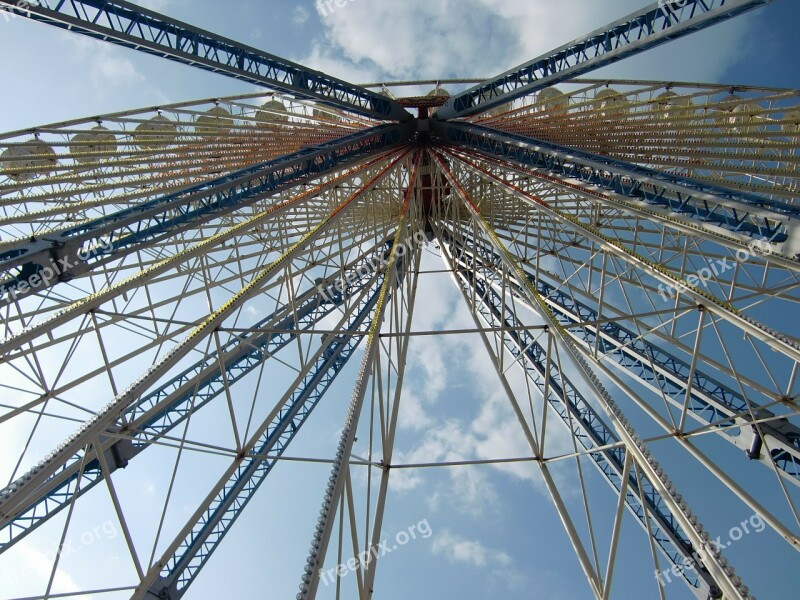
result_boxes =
[431,530,511,568]
[303,0,754,86]
[61,35,148,93]
[397,389,432,431]
[293,5,311,25]
[128,0,174,11]
[8,543,89,599]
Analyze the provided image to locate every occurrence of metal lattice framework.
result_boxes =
[0,1,798,599]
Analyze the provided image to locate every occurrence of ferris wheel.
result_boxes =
[0,1,799,599]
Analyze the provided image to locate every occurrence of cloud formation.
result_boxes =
[306,0,753,86]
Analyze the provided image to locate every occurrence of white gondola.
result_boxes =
[0,138,58,181]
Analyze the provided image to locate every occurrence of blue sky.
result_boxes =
[0,1,799,599]
[1,0,799,133]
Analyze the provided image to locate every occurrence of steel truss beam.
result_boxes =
[445,148,800,274]
[444,179,800,485]
[439,230,719,598]
[0,125,410,301]
[0,150,411,550]
[0,247,386,554]
[0,0,412,122]
[437,0,775,119]
[444,217,800,552]
[142,257,395,599]
[432,148,752,599]
[437,122,795,241]
[300,151,423,599]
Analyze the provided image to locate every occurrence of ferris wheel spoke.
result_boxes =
[330,154,423,597]
[299,274,422,599]
[435,227,722,599]
[434,155,757,599]
[437,122,794,243]
[297,153,422,599]
[0,154,397,341]
[0,151,411,554]
[439,0,778,119]
[134,260,394,600]
[0,232,399,556]
[0,125,409,303]
[0,1,411,122]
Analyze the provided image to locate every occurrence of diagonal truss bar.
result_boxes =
[0,0,412,121]
[140,257,396,599]
[0,125,410,302]
[530,268,800,483]
[432,148,751,599]
[299,151,422,600]
[440,148,800,482]
[439,144,800,363]
[439,230,719,598]
[0,150,410,536]
[0,248,385,553]
[437,122,796,241]
[446,148,800,274]
[437,0,776,119]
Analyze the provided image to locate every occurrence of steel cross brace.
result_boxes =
[142,259,396,599]
[437,123,793,241]
[437,0,775,119]
[0,247,389,553]
[462,227,800,485]
[0,124,410,300]
[442,232,718,597]
[0,0,412,121]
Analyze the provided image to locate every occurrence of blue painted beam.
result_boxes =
[459,227,800,484]
[145,257,395,599]
[444,232,718,597]
[0,124,410,302]
[439,122,792,241]
[0,248,386,554]
[0,0,412,121]
[437,0,775,119]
